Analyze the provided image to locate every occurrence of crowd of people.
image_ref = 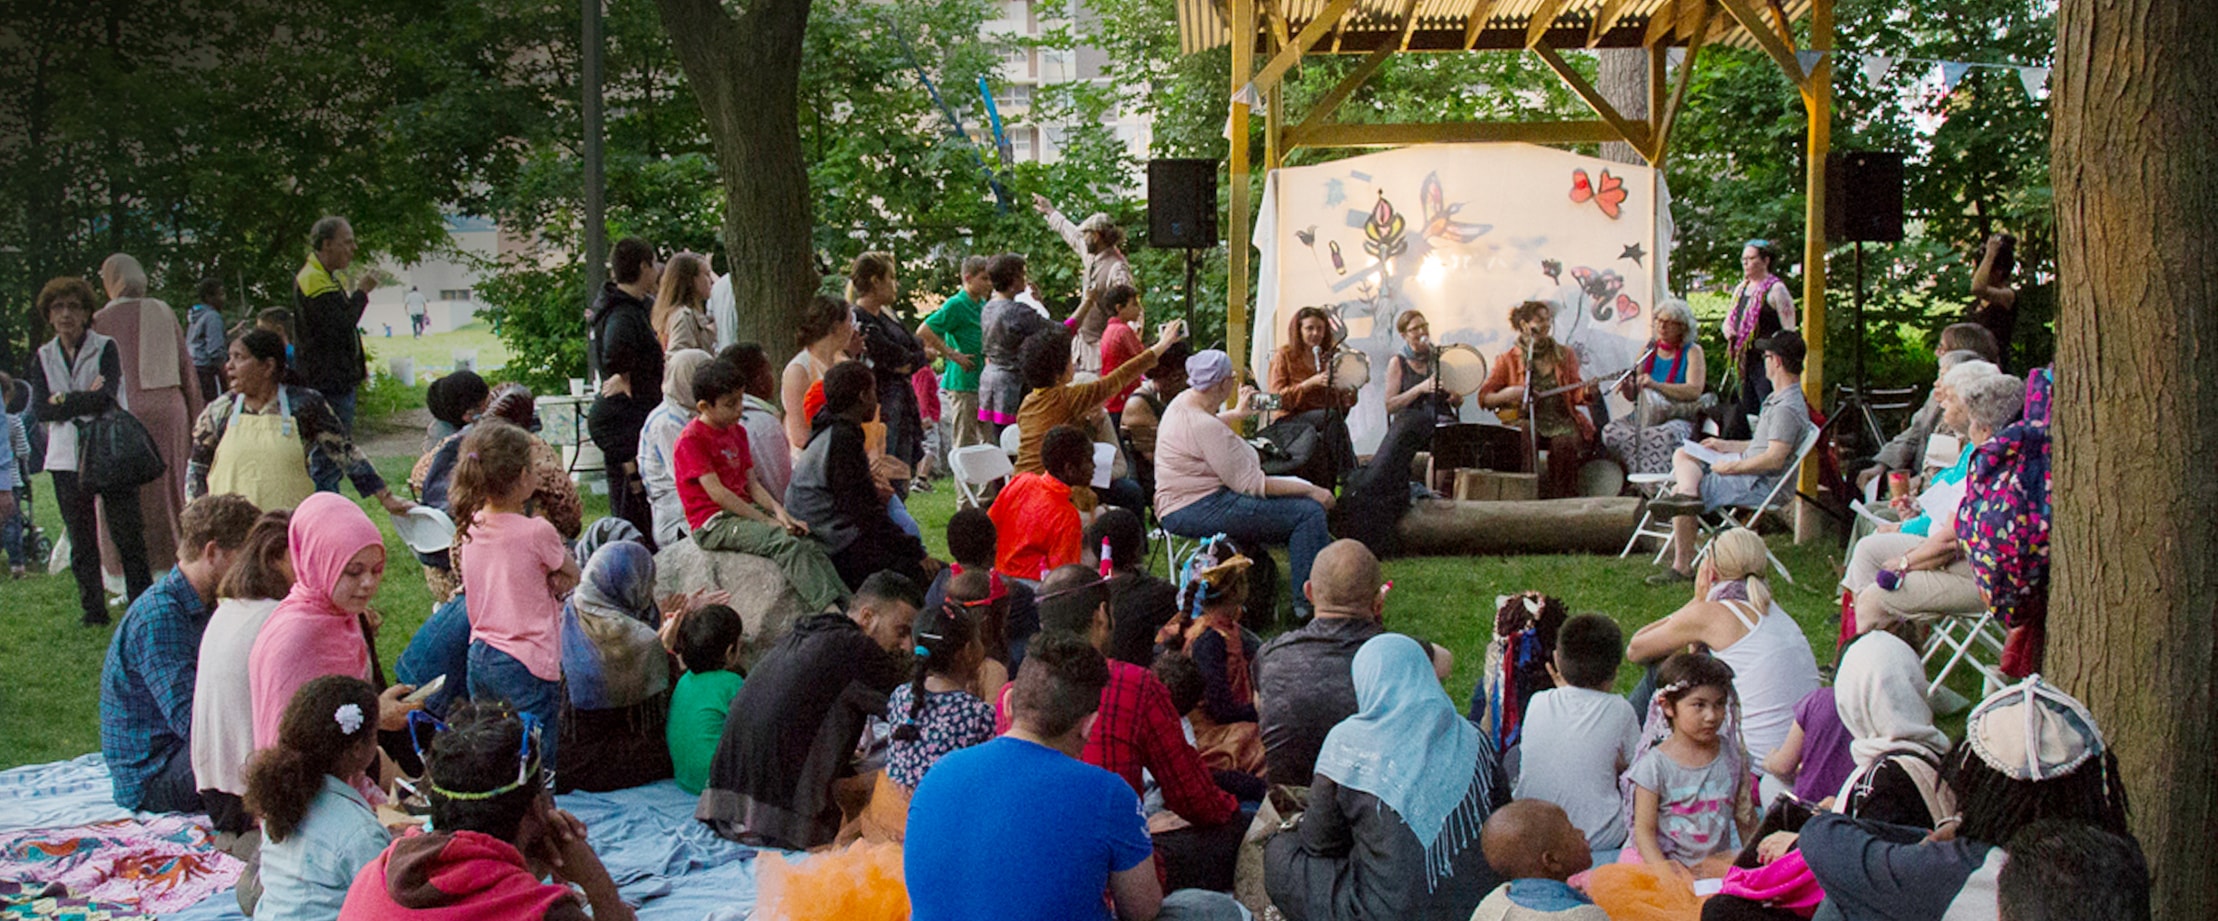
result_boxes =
[16,206,2138,921]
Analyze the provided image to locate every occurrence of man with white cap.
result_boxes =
[1033,193,1135,374]
[1797,676,2137,921]
[1153,349,1335,620]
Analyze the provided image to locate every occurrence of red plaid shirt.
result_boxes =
[997,658,1237,826]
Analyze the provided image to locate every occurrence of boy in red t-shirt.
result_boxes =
[675,359,851,613]
[990,425,1096,580]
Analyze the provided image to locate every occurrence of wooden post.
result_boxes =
[1794,0,1831,541]
[1228,0,1255,377]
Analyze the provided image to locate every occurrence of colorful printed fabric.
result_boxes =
[1955,379,2050,632]
[883,684,995,790]
[0,816,242,915]
[0,879,154,921]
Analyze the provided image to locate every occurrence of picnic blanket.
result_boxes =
[0,757,765,921]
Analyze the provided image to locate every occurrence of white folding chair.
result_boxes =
[1922,608,2010,698]
[1621,472,1679,561]
[1688,424,1826,584]
[999,424,1023,457]
[948,444,1013,509]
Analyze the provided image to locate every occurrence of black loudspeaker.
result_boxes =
[1148,158,1218,249]
[1826,151,1905,243]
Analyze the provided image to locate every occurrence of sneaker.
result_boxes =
[1645,491,1703,518]
[1644,567,1694,587]
[82,612,111,627]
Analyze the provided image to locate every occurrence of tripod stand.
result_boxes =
[1832,240,1890,454]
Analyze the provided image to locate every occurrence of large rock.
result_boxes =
[654,536,814,665]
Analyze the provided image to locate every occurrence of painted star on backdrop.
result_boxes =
[1620,242,1646,266]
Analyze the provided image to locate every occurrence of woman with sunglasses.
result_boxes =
[344,705,634,921]
[1721,240,1798,440]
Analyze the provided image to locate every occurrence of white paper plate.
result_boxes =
[392,505,458,554]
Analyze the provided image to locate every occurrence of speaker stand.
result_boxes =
[1835,240,1887,453]
[1182,248,1200,335]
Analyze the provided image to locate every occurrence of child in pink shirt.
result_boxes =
[454,421,580,769]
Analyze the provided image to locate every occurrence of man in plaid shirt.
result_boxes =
[99,495,258,812]
[997,564,1247,892]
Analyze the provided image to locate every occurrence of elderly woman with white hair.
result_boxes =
[1844,366,2023,634]
[1154,349,1336,618]
[1601,298,1708,474]
[92,254,203,577]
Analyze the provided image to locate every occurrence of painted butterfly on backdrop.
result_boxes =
[1569,168,1627,219]
[1419,171,1490,244]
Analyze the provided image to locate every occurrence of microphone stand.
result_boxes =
[1523,336,1539,481]
[1317,343,1344,488]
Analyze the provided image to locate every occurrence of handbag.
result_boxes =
[75,407,166,492]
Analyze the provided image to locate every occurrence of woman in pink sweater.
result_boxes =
[1152,349,1336,618]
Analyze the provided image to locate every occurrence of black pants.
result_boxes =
[1726,369,1771,441]
[590,397,657,550]
[1154,802,1258,893]
[51,469,150,622]
[134,743,204,814]
[195,366,224,406]
[1285,409,1358,487]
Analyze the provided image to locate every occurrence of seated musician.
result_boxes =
[1382,310,1459,426]
[1266,306,1359,486]
[1477,301,1596,499]
[1600,299,1708,475]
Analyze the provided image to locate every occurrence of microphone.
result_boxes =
[1313,345,1325,383]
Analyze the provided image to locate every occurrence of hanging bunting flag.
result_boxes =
[2018,65,2050,99]
[1232,82,1264,108]
[1795,50,1826,80]
[1668,47,1686,72]
[1939,62,1972,94]
[1861,54,1894,84]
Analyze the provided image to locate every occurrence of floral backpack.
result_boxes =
[1955,367,2053,675]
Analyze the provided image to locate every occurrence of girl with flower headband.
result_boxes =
[1586,650,1757,917]
[244,675,389,921]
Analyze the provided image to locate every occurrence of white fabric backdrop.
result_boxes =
[1250,143,1675,452]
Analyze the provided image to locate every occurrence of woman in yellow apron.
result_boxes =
[186,329,413,516]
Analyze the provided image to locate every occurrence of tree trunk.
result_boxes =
[651,0,818,359]
[2048,0,2218,915]
[1596,49,1648,166]
[1394,497,1641,555]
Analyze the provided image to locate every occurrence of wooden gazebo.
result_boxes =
[1181,0,1835,431]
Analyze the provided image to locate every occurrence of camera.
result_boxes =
[1250,392,1282,413]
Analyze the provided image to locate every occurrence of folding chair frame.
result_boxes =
[947,444,1012,510]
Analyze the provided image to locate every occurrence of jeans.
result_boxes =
[889,492,920,539]
[2,492,26,569]
[134,743,204,814]
[468,640,562,772]
[51,469,150,622]
[396,594,472,718]
[1159,889,1252,920]
[1160,488,1330,616]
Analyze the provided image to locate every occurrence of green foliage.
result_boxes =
[478,258,588,394]
[0,0,565,369]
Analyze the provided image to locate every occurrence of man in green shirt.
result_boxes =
[917,255,993,449]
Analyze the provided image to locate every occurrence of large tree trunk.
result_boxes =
[1596,49,1648,166]
[2048,0,2218,915]
[651,0,818,358]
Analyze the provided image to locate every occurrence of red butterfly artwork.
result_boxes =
[1569,168,1628,219]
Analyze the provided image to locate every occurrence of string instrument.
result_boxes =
[1495,345,1653,425]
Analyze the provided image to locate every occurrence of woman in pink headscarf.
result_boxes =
[248,493,418,750]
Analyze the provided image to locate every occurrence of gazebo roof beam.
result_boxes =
[1247,0,1364,93]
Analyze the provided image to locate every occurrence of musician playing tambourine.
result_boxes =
[1266,306,1360,485]
[1383,310,1461,425]
[1478,300,1598,499]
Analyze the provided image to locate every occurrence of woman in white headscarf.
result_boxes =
[1265,634,1506,921]
[640,348,716,547]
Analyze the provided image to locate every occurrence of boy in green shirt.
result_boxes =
[666,604,746,794]
[918,255,992,450]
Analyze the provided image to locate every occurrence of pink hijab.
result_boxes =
[248,493,386,747]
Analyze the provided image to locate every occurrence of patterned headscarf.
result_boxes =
[560,540,669,711]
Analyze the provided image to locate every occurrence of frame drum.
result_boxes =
[1435,344,1488,396]
[1330,348,1371,389]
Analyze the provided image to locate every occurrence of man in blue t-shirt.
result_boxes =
[905,631,1159,921]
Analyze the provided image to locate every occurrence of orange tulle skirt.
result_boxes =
[754,839,909,921]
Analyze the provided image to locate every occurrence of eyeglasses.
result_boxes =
[406,709,546,801]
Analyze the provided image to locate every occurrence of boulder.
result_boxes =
[654,536,814,665]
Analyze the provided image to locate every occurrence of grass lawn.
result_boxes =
[2,451,1878,770]
[360,323,510,383]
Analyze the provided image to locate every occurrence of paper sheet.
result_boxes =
[1680,439,1736,467]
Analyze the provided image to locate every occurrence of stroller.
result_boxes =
[2,377,51,575]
